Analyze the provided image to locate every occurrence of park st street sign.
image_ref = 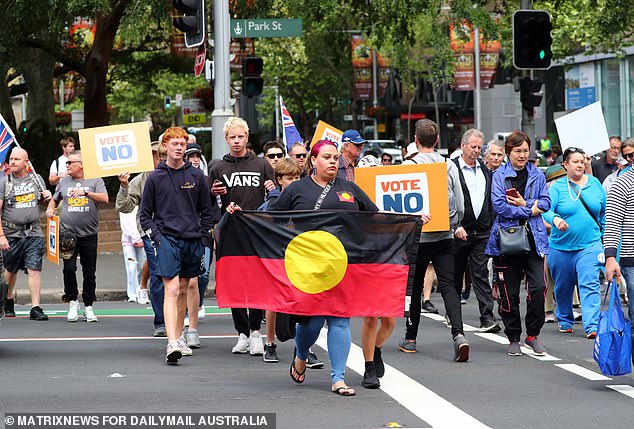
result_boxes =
[230,19,302,38]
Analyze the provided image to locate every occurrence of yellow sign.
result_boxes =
[310,121,343,149]
[78,122,154,179]
[355,163,450,232]
[183,113,207,125]
[47,215,59,265]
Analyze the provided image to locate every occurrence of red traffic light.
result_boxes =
[243,57,263,77]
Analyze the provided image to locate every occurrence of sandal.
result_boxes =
[289,348,306,384]
[331,386,356,396]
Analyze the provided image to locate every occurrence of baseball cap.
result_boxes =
[545,164,566,182]
[185,143,202,157]
[341,130,366,145]
[151,141,160,152]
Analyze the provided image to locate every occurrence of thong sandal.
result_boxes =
[332,386,356,396]
[289,348,306,384]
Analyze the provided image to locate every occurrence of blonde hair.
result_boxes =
[223,117,249,137]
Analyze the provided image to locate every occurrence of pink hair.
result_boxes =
[309,140,337,159]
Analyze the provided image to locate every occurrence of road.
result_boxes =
[1,296,632,429]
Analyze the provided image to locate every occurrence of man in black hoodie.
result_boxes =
[140,127,214,364]
[208,117,275,357]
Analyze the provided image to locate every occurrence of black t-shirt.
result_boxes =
[269,176,378,212]
[509,167,528,197]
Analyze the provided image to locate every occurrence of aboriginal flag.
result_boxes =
[215,210,422,317]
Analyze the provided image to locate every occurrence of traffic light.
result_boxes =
[242,57,264,98]
[173,0,206,48]
[519,77,543,112]
[513,10,553,69]
[164,96,172,109]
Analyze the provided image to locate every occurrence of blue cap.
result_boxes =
[341,129,366,145]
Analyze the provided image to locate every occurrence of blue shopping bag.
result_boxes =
[593,279,632,376]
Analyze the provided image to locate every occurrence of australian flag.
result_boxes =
[280,96,303,152]
[0,114,16,164]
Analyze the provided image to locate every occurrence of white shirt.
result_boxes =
[49,154,69,175]
[458,156,486,220]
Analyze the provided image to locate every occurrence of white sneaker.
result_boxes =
[84,306,98,323]
[198,305,206,319]
[136,288,150,305]
[186,328,201,349]
[249,331,264,356]
[178,336,193,356]
[67,300,79,322]
[127,296,137,303]
[184,317,190,327]
[232,333,250,354]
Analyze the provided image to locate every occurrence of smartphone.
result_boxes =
[506,188,521,198]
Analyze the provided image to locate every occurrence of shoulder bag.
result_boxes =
[498,179,531,256]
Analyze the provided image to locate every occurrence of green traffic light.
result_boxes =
[539,50,545,60]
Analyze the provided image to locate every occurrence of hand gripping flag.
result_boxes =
[215,210,422,317]
[0,114,16,164]
[280,96,303,152]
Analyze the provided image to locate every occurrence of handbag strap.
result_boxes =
[568,180,601,231]
[314,178,336,210]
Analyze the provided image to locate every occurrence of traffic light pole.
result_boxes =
[519,0,535,143]
[211,0,234,160]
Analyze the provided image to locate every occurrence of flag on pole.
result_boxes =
[280,96,303,152]
[215,210,422,317]
[0,114,16,164]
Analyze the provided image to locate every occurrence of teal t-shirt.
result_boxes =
[542,175,605,251]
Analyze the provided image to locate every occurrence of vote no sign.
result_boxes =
[355,163,450,232]
[78,122,154,179]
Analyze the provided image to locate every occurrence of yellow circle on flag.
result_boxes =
[341,192,351,200]
[284,230,348,294]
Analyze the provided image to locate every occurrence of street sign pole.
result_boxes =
[211,0,234,160]
[519,0,535,142]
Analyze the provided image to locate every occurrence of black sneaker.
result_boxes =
[4,298,15,317]
[479,320,501,333]
[421,300,439,314]
[263,343,279,363]
[373,346,385,378]
[306,350,324,369]
[362,363,380,389]
[29,306,49,321]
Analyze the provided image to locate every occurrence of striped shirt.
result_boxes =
[604,167,634,266]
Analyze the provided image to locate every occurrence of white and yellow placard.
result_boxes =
[78,122,154,179]
[355,163,450,232]
[310,121,343,149]
[47,215,59,265]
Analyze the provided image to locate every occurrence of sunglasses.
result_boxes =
[66,160,81,165]
[624,152,634,160]
[565,147,585,155]
[382,158,391,162]
[292,153,307,159]
[266,153,284,159]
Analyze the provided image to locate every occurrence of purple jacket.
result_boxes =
[485,162,551,257]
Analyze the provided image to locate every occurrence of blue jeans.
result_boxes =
[295,316,350,384]
[198,247,210,307]
[143,237,164,328]
[548,241,603,334]
[622,266,634,330]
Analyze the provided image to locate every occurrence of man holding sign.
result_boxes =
[46,151,109,323]
[0,148,52,321]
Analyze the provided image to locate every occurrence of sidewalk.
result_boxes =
[11,253,217,305]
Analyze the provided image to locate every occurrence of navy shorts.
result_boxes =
[3,236,45,273]
[155,234,204,279]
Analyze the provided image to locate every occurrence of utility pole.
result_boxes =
[371,48,379,140]
[519,0,535,143]
[474,26,481,130]
[210,0,234,160]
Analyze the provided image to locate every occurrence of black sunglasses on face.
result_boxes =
[266,153,284,159]
[624,152,634,160]
[293,153,307,159]
[66,160,81,165]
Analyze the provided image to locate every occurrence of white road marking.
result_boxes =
[421,313,478,332]
[316,329,491,429]
[473,333,560,361]
[555,364,612,381]
[607,385,634,398]
[0,334,236,342]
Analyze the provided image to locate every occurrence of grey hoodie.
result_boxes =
[404,152,464,243]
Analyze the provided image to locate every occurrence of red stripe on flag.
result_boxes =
[216,256,408,317]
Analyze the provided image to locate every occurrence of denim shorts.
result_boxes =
[155,234,204,279]
[3,236,45,273]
